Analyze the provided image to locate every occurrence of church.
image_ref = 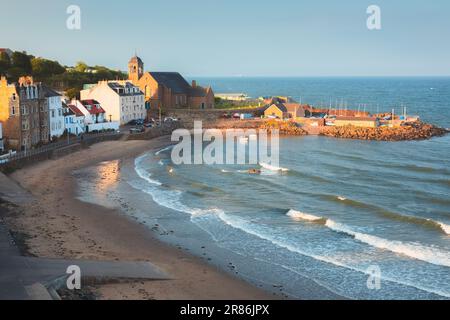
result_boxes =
[128,56,215,110]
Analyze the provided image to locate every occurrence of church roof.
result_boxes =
[149,72,191,94]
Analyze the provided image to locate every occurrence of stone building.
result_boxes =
[0,76,49,150]
[127,55,215,111]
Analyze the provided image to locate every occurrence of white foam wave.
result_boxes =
[337,196,347,201]
[155,145,173,156]
[325,220,450,267]
[287,210,323,222]
[135,154,162,186]
[436,221,450,236]
[217,211,450,298]
[286,209,450,267]
[260,162,289,172]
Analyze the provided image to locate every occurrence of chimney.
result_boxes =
[18,76,34,86]
[192,80,197,88]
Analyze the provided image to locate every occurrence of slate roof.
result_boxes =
[107,82,143,96]
[42,85,62,98]
[149,72,191,94]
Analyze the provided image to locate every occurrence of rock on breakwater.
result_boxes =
[320,122,448,141]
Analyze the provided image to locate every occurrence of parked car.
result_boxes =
[164,117,178,123]
[232,113,241,119]
[221,113,232,119]
[129,126,145,134]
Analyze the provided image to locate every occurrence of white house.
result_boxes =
[43,86,65,139]
[63,103,85,136]
[80,81,145,125]
[72,99,119,133]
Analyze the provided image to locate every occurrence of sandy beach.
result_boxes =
[5,136,272,300]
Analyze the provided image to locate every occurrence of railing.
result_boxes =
[0,131,121,166]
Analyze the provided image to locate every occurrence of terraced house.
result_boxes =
[0,76,49,150]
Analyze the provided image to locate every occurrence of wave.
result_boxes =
[155,145,173,156]
[260,162,289,172]
[324,220,450,267]
[286,209,450,267]
[218,210,450,298]
[287,210,327,225]
[324,195,450,236]
[135,154,162,186]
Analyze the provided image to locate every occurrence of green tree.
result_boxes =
[0,52,11,75]
[74,61,88,73]
[11,51,32,74]
[65,88,79,100]
[7,67,28,82]
[31,58,65,79]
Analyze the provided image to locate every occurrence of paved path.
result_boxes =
[0,173,170,300]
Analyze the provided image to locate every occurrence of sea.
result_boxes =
[76,77,450,300]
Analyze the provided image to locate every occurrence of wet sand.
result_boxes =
[7,136,273,300]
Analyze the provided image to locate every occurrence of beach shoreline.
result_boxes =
[4,136,275,300]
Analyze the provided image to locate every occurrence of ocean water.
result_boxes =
[192,77,450,128]
[79,78,450,299]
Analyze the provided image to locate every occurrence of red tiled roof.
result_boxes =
[67,104,85,117]
[80,100,106,115]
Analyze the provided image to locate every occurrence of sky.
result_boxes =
[0,0,449,76]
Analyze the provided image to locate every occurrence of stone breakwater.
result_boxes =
[259,120,308,136]
[320,122,449,141]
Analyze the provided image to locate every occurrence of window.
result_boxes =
[51,110,55,118]
[11,106,15,115]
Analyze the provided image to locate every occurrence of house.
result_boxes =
[264,104,286,119]
[76,99,119,132]
[127,55,215,111]
[42,86,64,140]
[80,80,145,125]
[0,76,49,150]
[63,103,85,136]
[264,103,307,119]
[334,116,379,128]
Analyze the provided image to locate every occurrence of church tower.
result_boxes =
[128,55,144,83]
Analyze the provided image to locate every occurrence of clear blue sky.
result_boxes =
[1,0,449,76]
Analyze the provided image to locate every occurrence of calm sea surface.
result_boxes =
[80,77,450,299]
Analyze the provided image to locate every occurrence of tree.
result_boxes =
[65,88,79,100]
[7,67,28,82]
[74,61,88,73]
[11,51,32,74]
[31,58,65,79]
[0,52,11,75]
